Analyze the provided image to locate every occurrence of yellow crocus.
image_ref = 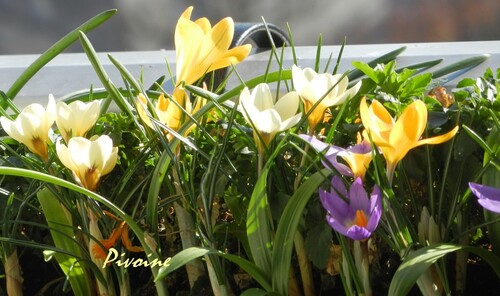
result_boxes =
[136,88,206,139]
[175,6,252,86]
[360,98,458,183]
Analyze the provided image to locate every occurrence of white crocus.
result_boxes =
[56,99,101,143]
[56,135,118,191]
[292,65,361,131]
[240,83,301,152]
[0,95,56,161]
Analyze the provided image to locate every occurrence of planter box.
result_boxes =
[1,41,499,109]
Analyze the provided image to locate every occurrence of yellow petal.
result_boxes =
[417,125,459,146]
[136,94,154,128]
[174,7,251,86]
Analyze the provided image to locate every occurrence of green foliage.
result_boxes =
[1,7,499,296]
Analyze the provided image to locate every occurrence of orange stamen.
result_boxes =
[354,210,368,228]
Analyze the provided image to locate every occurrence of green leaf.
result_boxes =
[246,167,273,275]
[305,223,333,269]
[0,166,170,295]
[79,31,131,114]
[155,247,272,291]
[348,46,406,81]
[5,10,117,102]
[271,169,330,294]
[431,54,489,79]
[37,188,91,296]
[352,61,380,83]
[388,244,500,296]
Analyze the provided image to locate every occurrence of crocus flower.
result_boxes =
[469,182,500,213]
[337,139,373,180]
[55,99,101,143]
[0,95,56,161]
[136,88,205,139]
[359,98,458,184]
[292,65,361,131]
[319,176,382,240]
[175,6,252,86]
[240,83,302,152]
[56,135,118,191]
[300,135,373,179]
[93,220,144,261]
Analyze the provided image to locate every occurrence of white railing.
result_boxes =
[1,41,499,109]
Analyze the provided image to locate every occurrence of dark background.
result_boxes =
[1,0,499,54]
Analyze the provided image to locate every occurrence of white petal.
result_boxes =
[279,113,302,131]
[56,140,78,173]
[253,109,282,134]
[274,91,300,121]
[101,146,118,176]
[251,83,274,111]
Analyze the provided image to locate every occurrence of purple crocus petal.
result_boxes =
[319,188,351,223]
[299,134,353,176]
[299,134,329,152]
[324,154,353,176]
[346,225,372,241]
[469,182,500,213]
[366,185,383,231]
[348,178,370,213]
[330,175,347,197]
[326,215,350,237]
[349,140,372,154]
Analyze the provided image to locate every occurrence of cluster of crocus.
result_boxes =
[319,176,382,240]
[292,65,361,132]
[136,6,251,139]
[240,83,302,152]
[359,98,459,184]
[469,182,500,213]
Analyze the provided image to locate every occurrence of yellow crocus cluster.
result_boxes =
[137,6,251,139]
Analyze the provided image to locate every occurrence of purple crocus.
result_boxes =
[319,176,382,240]
[469,182,500,213]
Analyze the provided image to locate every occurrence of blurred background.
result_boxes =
[1,0,499,55]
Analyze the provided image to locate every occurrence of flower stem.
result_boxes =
[291,129,315,296]
[354,240,371,296]
[294,231,315,296]
[4,248,23,296]
[172,169,206,288]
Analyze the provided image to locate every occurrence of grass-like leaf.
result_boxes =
[271,168,330,294]
[5,10,117,103]
[388,244,500,296]
[155,246,272,291]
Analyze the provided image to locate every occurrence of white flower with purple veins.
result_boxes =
[469,182,500,213]
[319,176,382,240]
